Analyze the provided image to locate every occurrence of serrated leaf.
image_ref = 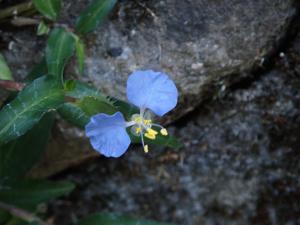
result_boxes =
[75,37,85,74]
[36,21,50,36]
[0,113,55,179]
[0,53,13,81]
[33,0,61,21]
[0,76,64,145]
[0,179,74,209]
[76,213,175,225]
[75,0,117,34]
[46,28,75,79]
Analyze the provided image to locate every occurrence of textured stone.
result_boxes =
[81,0,296,118]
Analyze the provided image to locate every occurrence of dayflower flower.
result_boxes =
[85,70,178,157]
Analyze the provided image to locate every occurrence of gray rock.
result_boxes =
[82,0,296,118]
[0,0,297,119]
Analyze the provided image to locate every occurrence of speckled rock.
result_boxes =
[1,0,297,118]
[81,0,297,118]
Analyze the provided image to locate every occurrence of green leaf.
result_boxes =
[46,28,75,79]
[33,0,61,21]
[36,21,50,36]
[0,113,55,179]
[77,96,116,116]
[0,179,74,209]
[26,59,47,81]
[4,218,27,225]
[0,76,64,145]
[0,53,13,80]
[75,36,85,74]
[59,80,116,127]
[75,0,117,34]
[58,102,89,128]
[111,98,139,120]
[64,80,108,100]
[0,209,10,224]
[77,213,175,225]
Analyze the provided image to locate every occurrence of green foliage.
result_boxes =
[0,76,64,145]
[0,53,13,80]
[37,21,50,36]
[75,0,117,34]
[59,80,115,128]
[4,218,28,225]
[78,96,116,116]
[0,179,74,209]
[58,102,89,128]
[77,213,175,225]
[74,36,85,74]
[46,28,75,79]
[0,113,55,179]
[110,98,139,120]
[26,59,47,81]
[33,0,61,21]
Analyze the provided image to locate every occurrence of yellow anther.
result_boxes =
[146,128,158,136]
[144,145,149,153]
[135,127,142,134]
[144,132,156,140]
[160,128,168,136]
[144,119,152,125]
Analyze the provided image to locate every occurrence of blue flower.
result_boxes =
[85,70,178,157]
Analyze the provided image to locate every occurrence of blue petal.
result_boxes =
[126,70,178,116]
[85,112,131,158]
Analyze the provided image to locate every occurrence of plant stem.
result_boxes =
[0,1,35,20]
[0,79,25,91]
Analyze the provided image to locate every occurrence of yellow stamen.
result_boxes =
[135,127,142,134]
[144,132,156,140]
[146,128,158,136]
[144,145,149,153]
[144,119,152,125]
[160,128,168,136]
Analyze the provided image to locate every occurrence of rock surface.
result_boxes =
[0,0,297,118]
[81,0,296,118]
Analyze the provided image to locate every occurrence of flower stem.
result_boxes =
[0,79,26,91]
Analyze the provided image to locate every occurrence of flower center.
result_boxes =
[128,111,168,153]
